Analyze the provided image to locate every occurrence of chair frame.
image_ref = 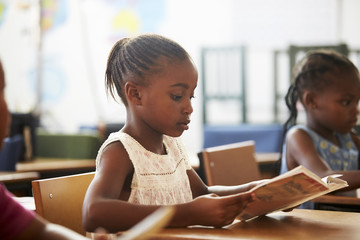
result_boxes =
[32,171,95,236]
[200,140,261,186]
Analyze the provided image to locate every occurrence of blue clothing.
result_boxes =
[281,125,359,209]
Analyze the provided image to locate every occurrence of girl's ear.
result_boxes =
[125,82,142,105]
[303,90,317,110]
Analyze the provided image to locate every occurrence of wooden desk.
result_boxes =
[312,195,360,205]
[255,152,280,164]
[0,171,40,183]
[0,172,37,210]
[150,209,360,240]
[0,171,40,196]
[310,194,360,212]
[16,158,96,178]
[16,158,96,172]
[0,172,36,210]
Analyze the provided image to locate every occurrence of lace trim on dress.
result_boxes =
[139,158,184,176]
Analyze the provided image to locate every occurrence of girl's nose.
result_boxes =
[184,100,193,115]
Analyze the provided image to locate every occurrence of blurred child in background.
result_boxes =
[281,49,360,209]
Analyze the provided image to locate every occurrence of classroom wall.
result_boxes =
[0,0,360,157]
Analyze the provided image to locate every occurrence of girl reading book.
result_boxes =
[280,49,360,209]
[82,34,266,238]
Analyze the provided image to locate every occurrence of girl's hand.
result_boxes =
[189,192,253,228]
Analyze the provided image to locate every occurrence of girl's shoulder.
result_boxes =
[103,131,140,149]
[288,125,311,133]
[287,125,313,139]
[95,131,130,169]
[287,125,323,142]
[285,125,317,153]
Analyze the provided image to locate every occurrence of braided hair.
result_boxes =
[283,49,359,134]
[272,49,359,174]
[105,34,191,105]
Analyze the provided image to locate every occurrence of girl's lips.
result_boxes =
[180,123,189,130]
[179,120,190,130]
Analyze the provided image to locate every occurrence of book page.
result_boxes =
[237,166,348,221]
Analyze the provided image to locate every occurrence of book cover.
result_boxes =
[238,165,348,220]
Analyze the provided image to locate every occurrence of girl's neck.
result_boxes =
[306,122,340,147]
[122,123,165,155]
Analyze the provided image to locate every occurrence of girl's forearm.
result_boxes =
[207,180,264,196]
[168,202,195,227]
[83,199,160,233]
[84,199,197,232]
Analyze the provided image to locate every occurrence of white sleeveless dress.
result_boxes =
[91,132,194,239]
[96,131,193,205]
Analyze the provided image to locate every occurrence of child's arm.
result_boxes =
[82,142,254,233]
[170,191,253,228]
[186,169,265,198]
[286,128,360,191]
[82,141,160,233]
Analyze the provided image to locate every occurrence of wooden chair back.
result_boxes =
[201,140,261,186]
[32,172,95,236]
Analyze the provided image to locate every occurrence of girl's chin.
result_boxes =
[166,130,185,138]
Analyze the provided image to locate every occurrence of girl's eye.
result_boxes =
[342,100,351,106]
[190,95,195,100]
[171,94,182,101]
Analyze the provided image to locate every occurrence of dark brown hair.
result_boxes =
[105,34,191,105]
[283,49,359,132]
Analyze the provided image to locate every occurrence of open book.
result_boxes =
[238,165,348,221]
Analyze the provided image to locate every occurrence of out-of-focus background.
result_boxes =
[1,0,360,161]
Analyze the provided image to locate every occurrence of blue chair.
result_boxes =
[0,134,24,171]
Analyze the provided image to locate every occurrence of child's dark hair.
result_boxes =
[283,49,359,133]
[105,34,191,105]
[272,49,359,175]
